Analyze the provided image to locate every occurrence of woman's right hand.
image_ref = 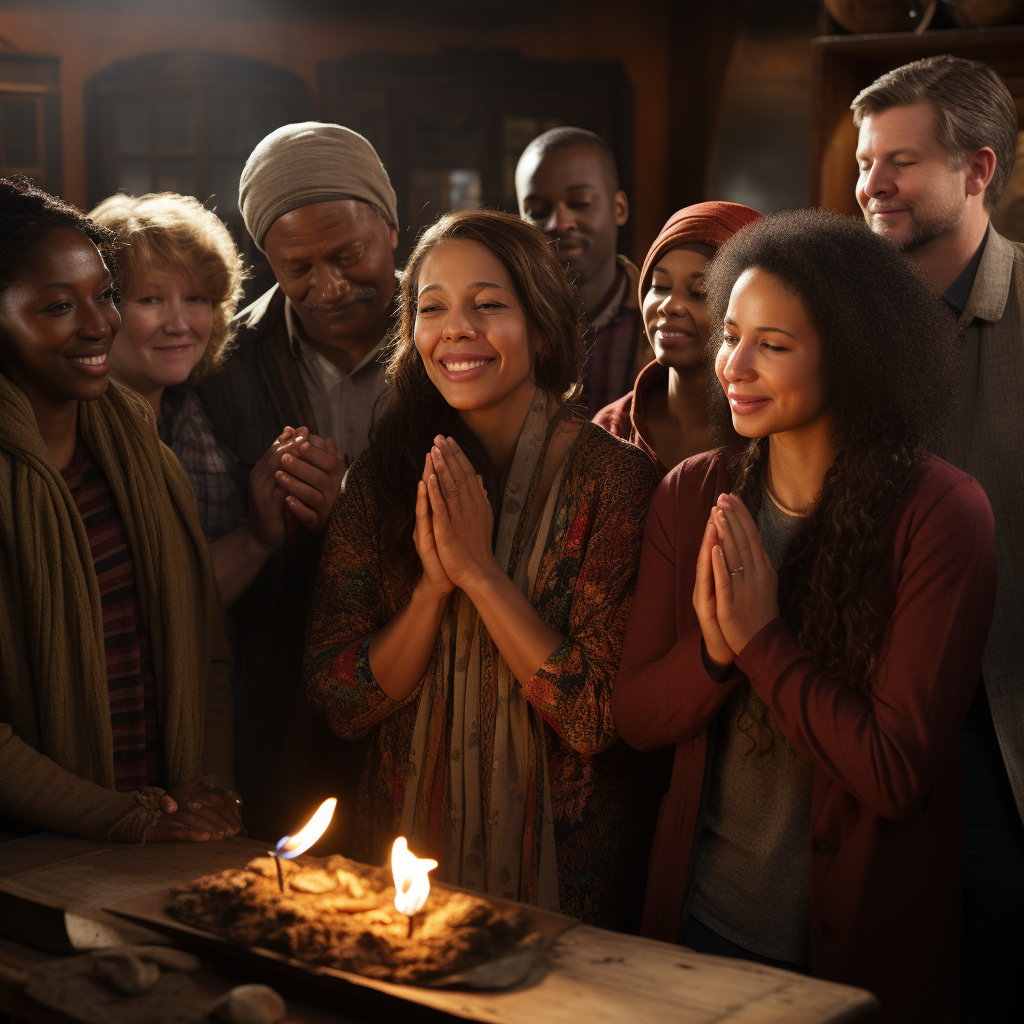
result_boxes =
[413,452,456,600]
[694,511,737,670]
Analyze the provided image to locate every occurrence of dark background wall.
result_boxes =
[0,0,817,262]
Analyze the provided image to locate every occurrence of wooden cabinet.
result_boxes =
[85,51,313,295]
[810,23,1024,239]
[318,51,633,259]
[0,52,61,196]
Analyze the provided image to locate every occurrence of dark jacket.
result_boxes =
[194,286,372,848]
[944,226,1024,822]
[613,448,996,1023]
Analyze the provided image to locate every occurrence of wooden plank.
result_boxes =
[0,834,878,1024]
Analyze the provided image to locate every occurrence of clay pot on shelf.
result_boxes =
[825,0,938,33]
[942,0,1024,25]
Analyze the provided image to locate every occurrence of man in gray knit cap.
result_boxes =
[196,122,400,848]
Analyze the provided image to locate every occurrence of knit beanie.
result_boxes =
[239,122,399,251]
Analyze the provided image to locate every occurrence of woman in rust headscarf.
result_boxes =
[594,202,761,477]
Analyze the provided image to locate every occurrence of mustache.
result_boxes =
[303,288,376,315]
[553,233,590,251]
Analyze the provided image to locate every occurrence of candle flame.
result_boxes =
[275,798,337,860]
[391,836,437,916]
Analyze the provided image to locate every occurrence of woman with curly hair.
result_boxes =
[90,192,333,608]
[304,209,657,928]
[0,178,241,844]
[612,208,996,1022]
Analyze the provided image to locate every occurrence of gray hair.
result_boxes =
[851,55,1018,209]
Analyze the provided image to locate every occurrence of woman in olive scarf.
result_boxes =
[0,177,239,844]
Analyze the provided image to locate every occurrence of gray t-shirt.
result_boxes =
[688,494,814,966]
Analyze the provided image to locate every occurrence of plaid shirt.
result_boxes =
[581,255,647,416]
[159,385,245,542]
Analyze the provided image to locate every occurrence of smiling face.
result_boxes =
[642,244,713,371]
[111,264,213,400]
[264,198,398,355]
[855,102,969,252]
[414,238,538,420]
[516,144,627,285]
[715,267,828,440]
[0,227,120,415]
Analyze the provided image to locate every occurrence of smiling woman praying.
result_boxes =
[0,178,240,844]
[594,202,761,476]
[612,209,996,1023]
[304,210,657,928]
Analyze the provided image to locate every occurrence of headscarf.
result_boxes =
[239,122,399,251]
[638,201,762,304]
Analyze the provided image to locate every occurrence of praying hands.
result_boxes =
[693,492,781,668]
[414,435,495,596]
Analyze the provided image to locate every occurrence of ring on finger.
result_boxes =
[728,566,744,576]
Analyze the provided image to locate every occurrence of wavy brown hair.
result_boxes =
[703,208,959,752]
[89,192,248,383]
[367,209,585,595]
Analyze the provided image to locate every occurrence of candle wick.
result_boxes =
[407,913,414,939]
[273,851,285,893]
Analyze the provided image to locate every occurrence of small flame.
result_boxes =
[275,798,337,860]
[391,836,437,916]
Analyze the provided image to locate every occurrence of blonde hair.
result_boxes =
[89,192,248,382]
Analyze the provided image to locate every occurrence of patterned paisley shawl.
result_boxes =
[398,388,563,910]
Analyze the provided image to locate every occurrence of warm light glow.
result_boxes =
[276,798,337,859]
[391,836,437,916]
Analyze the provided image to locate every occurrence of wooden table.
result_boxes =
[0,833,879,1024]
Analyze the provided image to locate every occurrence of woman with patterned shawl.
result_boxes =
[305,210,658,928]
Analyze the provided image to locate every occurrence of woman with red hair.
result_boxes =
[594,202,761,476]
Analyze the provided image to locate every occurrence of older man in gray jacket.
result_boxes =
[853,56,1023,1023]
[196,123,399,850]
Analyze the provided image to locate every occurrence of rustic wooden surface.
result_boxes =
[0,833,879,1024]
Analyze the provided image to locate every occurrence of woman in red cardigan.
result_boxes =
[612,209,996,1023]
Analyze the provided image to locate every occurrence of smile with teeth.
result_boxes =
[443,358,491,371]
[69,354,108,366]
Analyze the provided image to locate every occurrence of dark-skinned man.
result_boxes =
[853,56,1023,1024]
[515,127,653,415]
[195,122,400,847]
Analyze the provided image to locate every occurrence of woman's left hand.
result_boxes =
[710,493,780,654]
[426,435,497,592]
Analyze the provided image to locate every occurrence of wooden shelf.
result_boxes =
[809,24,1024,215]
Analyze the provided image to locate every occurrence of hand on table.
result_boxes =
[423,436,496,594]
[698,492,780,659]
[146,784,243,844]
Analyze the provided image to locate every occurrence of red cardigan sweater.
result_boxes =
[612,448,996,1024]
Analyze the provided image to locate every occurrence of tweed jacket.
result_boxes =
[942,225,1024,824]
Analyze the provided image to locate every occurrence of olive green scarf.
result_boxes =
[0,375,230,796]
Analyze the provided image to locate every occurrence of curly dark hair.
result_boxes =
[703,207,959,752]
[367,208,585,595]
[0,176,120,296]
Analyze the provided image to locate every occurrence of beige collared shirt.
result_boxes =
[283,298,390,465]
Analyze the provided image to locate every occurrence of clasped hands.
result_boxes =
[248,426,346,550]
[693,492,780,669]
[145,783,243,843]
[413,435,496,600]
